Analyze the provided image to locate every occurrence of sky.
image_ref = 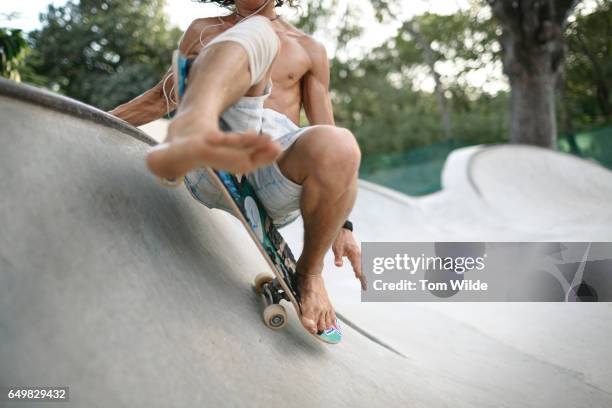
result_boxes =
[2,0,507,93]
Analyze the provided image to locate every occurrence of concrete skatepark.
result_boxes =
[1,78,611,407]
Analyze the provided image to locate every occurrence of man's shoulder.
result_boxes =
[185,16,228,33]
[299,35,328,66]
[180,16,228,53]
[281,24,327,58]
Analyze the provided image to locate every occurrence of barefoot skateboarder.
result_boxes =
[110,0,366,335]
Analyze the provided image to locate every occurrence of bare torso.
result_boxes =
[183,16,317,125]
[109,13,333,130]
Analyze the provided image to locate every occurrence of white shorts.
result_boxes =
[184,87,309,227]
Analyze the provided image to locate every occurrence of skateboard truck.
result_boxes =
[254,273,290,330]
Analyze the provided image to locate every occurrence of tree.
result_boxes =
[28,0,181,110]
[488,0,579,147]
[328,1,509,155]
[0,27,28,82]
[563,0,611,128]
[401,20,453,141]
[370,0,458,141]
[291,0,337,34]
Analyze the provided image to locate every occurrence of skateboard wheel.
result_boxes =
[158,176,184,188]
[254,273,274,295]
[263,304,287,330]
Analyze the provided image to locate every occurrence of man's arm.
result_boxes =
[109,19,210,127]
[301,39,335,126]
[108,70,175,127]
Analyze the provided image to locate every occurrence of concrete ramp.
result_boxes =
[441,145,612,233]
[2,78,611,408]
[0,79,436,407]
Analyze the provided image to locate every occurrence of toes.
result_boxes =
[325,311,333,331]
[301,314,318,334]
[317,313,326,333]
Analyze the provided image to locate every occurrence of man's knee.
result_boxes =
[308,126,361,178]
[279,126,360,186]
[324,127,360,170]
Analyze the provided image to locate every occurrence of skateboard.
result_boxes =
[169,51,342,344]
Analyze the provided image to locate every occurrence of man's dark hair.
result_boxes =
[193,0,294,8]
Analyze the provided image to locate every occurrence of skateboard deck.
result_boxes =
[170,51,342,344]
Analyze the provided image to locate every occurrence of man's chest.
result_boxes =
[193,26,311,89]
[270,34,311,87]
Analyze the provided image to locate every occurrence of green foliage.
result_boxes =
[28,0,181,110]
[331,56,447,155]
[291,0,336,34]
[0,27,29,81]
[558,125,612,169]
[290,0,363,56]
[330,2,509,156]
[564,0,611,128]
[331,0,609,158]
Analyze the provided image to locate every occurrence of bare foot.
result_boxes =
[146,114,281,179]
[297,267,337,334]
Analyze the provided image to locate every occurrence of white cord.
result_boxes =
[162,71,177,118]
[198,16,227,48]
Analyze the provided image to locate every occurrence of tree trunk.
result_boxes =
[489,0,579,147]
[510,67,558,146]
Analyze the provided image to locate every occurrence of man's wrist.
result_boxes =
[342,220,353,232]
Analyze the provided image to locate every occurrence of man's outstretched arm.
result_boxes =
[109,70,175,127]
[109,19,210,127]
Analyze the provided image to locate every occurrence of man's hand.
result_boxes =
[332,228,366,291]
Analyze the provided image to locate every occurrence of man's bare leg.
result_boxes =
[147,42,281,179]
[278,126,361,333]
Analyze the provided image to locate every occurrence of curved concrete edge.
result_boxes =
[440,144,486,197]
[358,179,417,206]
[424,143,612,237]
[469,144,612,195]
[442,143,612,201]
[0,78,156,147]
[468,144,612,228]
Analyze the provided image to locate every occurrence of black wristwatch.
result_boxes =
[342,220,353,232]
